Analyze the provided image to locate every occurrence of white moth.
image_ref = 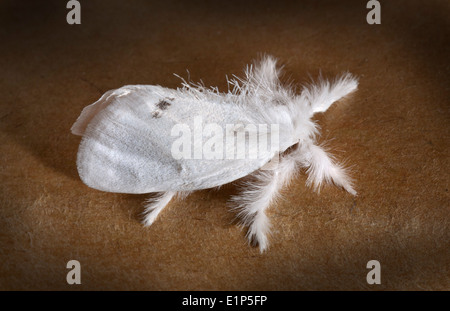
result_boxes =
[71,56,358,252]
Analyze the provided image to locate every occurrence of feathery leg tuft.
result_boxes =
[301,73,358,115]
[142,191,177,227]
[299,141,356,195]
[231,150,299,252]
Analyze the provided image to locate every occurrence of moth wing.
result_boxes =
[75,85,294,194]
[71,88,131,136]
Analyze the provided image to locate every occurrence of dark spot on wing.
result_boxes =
[157,99,172,110]
[152,111,161,118]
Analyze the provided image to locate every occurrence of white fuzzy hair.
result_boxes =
[144,56,358,252]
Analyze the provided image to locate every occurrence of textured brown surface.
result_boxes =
[0,0,448,290]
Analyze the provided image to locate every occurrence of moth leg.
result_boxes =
[301,73,358,114]
[231,152,298,252]
[299,141,356,195]
[142,191,177,227]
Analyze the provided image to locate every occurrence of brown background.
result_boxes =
[0,0,448,290]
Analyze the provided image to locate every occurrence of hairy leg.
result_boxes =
[301,73,358,114]
[298,140,356,195]
[231,151,299,252]
[142,191,177,227]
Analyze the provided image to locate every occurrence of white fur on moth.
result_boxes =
[71,56,358,252]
